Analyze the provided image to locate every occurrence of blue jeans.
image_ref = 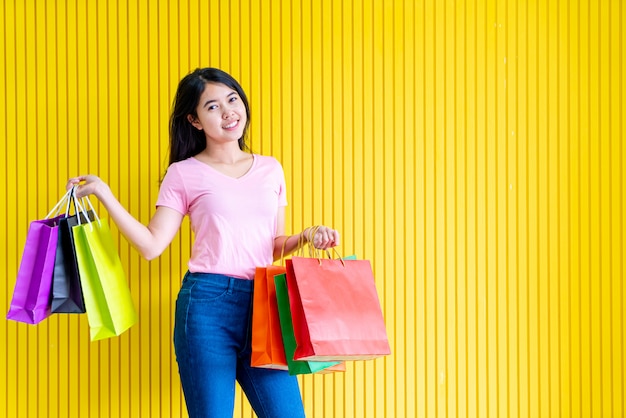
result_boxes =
[174,272,306,418]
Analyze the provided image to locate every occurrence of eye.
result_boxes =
[229,96,238,103]
[208,104,218,110]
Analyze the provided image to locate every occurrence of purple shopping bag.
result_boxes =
[7,215,64,324]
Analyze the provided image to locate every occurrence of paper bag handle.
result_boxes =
[45,188,73,219]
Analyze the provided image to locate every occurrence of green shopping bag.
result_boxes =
[72,197,137,341]
[274,273,345,375]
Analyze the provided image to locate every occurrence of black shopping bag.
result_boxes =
[50,194,93,313]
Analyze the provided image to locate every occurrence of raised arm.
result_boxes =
[68,175,184,261]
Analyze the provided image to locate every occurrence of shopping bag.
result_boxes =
[6,215,64,324]
[51,193,91,313]
[274,273,346,375]
[72,198,138,341]
[286,255,391,361]
[6,191,72,324]
[251,265,288,369]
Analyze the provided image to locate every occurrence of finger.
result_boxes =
[316,231,325,250]
[314,232,326,249]
[325,231,335,249]
[319,228,338,249]
[74,184,91,199]
[65,178,82,191]
[330,230,340,247]
[321,232,329,248]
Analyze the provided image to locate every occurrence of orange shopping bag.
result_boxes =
[251,265,288,369]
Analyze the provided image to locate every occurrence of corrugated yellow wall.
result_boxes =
[1,0,623,417]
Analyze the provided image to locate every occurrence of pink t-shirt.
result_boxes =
[156,154,287,279]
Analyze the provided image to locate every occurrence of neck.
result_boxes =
[196,144,249,164]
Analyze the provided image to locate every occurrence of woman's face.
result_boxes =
[188,82,247,145]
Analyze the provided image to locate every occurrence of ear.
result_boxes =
[187,114,203,130]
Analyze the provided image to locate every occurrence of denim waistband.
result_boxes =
[184,271,254,293]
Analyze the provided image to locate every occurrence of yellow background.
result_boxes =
[1,0,624,417]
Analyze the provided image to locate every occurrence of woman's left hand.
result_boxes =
[306,225,340,250]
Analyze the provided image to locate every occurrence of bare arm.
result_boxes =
[68,175,183,261]
[272,207,340,261]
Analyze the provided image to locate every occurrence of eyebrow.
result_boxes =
[202,91,238,109]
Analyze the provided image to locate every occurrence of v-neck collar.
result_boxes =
[190,154,256,180]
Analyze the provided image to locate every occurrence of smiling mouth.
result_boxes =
[223,120,239,129]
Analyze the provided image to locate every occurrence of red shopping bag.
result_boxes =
[251,266,288,369]
[286,256,391,361]
[274,273,347,375]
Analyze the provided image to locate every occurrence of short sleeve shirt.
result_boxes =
[156,154,287,279]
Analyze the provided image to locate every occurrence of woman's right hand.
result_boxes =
[65,174,183,260]
[66,175,109,199]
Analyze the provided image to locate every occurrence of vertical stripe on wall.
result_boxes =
[0,1,623,417]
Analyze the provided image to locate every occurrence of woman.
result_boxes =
[67,67,339,417]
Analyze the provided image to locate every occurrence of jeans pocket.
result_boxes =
[180,276,230,303]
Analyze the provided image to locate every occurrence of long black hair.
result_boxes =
[168,68,251,166]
